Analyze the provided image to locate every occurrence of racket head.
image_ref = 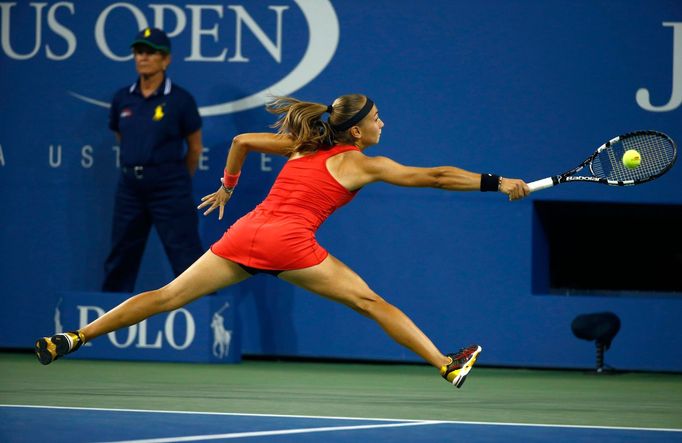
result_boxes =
[589,130,677,185]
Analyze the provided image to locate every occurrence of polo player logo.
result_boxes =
[144,28,151,38]
[152,104,165,121]
[211,302,233,359]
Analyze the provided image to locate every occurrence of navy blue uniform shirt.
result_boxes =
[109,77,202,166]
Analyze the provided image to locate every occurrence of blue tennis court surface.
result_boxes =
[1,405,681,442]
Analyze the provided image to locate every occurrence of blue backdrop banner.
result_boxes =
[1,0,680,371]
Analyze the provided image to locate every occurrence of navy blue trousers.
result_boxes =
[102,163,204,292]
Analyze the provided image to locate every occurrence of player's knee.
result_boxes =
[351,294,387,317]
[154,286,183,312]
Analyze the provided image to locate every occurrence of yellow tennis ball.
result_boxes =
[622,149,641,169]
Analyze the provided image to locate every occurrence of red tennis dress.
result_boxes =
[211,145,361,270]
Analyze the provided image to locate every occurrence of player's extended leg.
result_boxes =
[35,251,251,365]
[280,254,448,368]
[279,254,482,387]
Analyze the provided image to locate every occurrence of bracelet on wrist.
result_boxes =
[221,169,240,196]
[222,169,241,188]
[480,173,501,192]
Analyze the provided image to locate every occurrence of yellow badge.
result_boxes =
[144,28,151,37]
[153,105,165,121]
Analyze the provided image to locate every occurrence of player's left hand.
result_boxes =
[198,186,232,220]
[499,178,530,201]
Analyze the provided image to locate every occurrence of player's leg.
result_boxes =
[279,254,450,368]
[279,254,482,387]
[36,251,251,365]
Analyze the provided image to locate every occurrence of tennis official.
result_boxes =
[102,28,204,292]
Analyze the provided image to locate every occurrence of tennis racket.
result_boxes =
[528,130,677,192]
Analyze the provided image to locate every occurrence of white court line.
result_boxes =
[0,404,424,422]
[2,404,681,433]
[96,421,441,443]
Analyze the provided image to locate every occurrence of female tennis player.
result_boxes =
[35,94,529,388]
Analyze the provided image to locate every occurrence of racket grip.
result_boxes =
[527,177,555,192]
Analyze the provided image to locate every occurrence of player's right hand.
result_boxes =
[499,178,530,201]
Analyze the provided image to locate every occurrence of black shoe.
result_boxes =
[440,345,482,388]
[35,331,85,365]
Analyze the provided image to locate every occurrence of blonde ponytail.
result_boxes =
[267,97,333,154]
[268,94,371,154]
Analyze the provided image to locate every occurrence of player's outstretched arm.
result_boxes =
[344,153,529,200]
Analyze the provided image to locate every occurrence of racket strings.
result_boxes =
[591,133,676,182]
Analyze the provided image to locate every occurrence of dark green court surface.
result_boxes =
[2,352,681,430]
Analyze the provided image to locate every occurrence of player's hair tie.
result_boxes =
[330,97,374,132]
[326,104,334,114]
